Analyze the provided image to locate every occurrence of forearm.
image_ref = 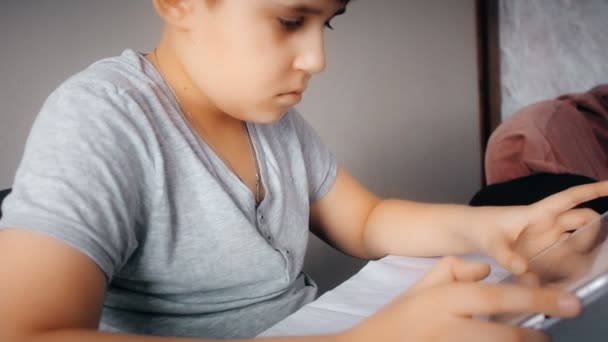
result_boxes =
[22,330,341,342]
[362,199,478,258]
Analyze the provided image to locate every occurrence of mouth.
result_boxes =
[277,91,303,106]
[278,91,303,98]
[280,89,305,96]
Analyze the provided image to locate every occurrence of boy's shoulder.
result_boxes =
[37,49,160,130]
[57,49,156,98]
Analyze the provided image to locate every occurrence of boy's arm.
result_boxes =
[0,229,340,342]
[310,166,475,260]
[311,166,608,275]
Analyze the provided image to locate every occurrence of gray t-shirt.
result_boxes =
[0,49,338,338]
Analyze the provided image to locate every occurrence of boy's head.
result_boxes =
[152,0,349,123]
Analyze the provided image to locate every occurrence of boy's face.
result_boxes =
[176,0,346,123]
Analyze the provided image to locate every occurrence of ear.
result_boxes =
[152,0,197,29]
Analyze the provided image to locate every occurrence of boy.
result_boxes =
[0,0,604,341]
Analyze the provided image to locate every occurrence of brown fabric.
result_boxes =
[485,84,608,185]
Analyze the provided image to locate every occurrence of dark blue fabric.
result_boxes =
[470,173,608,214]
[0,189,11,219]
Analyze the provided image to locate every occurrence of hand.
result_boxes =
[514,218,605,287]
[469,181,608,274]
[339,256,581,342]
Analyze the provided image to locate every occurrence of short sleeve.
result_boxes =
[288,110,338,202]
[0,80,150,281]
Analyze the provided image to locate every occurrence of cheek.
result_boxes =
[183,19,293,118]
[220,18,293,83]
[225,43,292,102]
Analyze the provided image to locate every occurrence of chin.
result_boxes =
[246,107,290,124]
[254,112,287,124]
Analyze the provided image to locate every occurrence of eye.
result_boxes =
[278,17,305,31]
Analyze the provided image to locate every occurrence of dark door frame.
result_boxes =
[476,0,501,184]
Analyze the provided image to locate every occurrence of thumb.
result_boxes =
[409,256,491,294]
[493,239,528,275]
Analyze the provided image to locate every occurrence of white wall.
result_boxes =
[500,0,608,118]
[0,0,481,293]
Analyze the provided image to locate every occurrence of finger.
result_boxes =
[492,238,528,275]
[536,181,608,216]
[448,320,550,342]
[570,218,605,253]
[441,283,581,317]
[444,256,491,282]
[409,256,491,293]
[557,208,599,234]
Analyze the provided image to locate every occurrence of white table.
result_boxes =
[259,254,509,337]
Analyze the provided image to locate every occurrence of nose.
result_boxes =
[292,30,327,75]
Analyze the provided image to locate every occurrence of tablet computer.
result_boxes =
[492,211,608,330]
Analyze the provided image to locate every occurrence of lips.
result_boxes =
[280,89,304,96]
[279,92,302,99]
[277,91,303,106]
